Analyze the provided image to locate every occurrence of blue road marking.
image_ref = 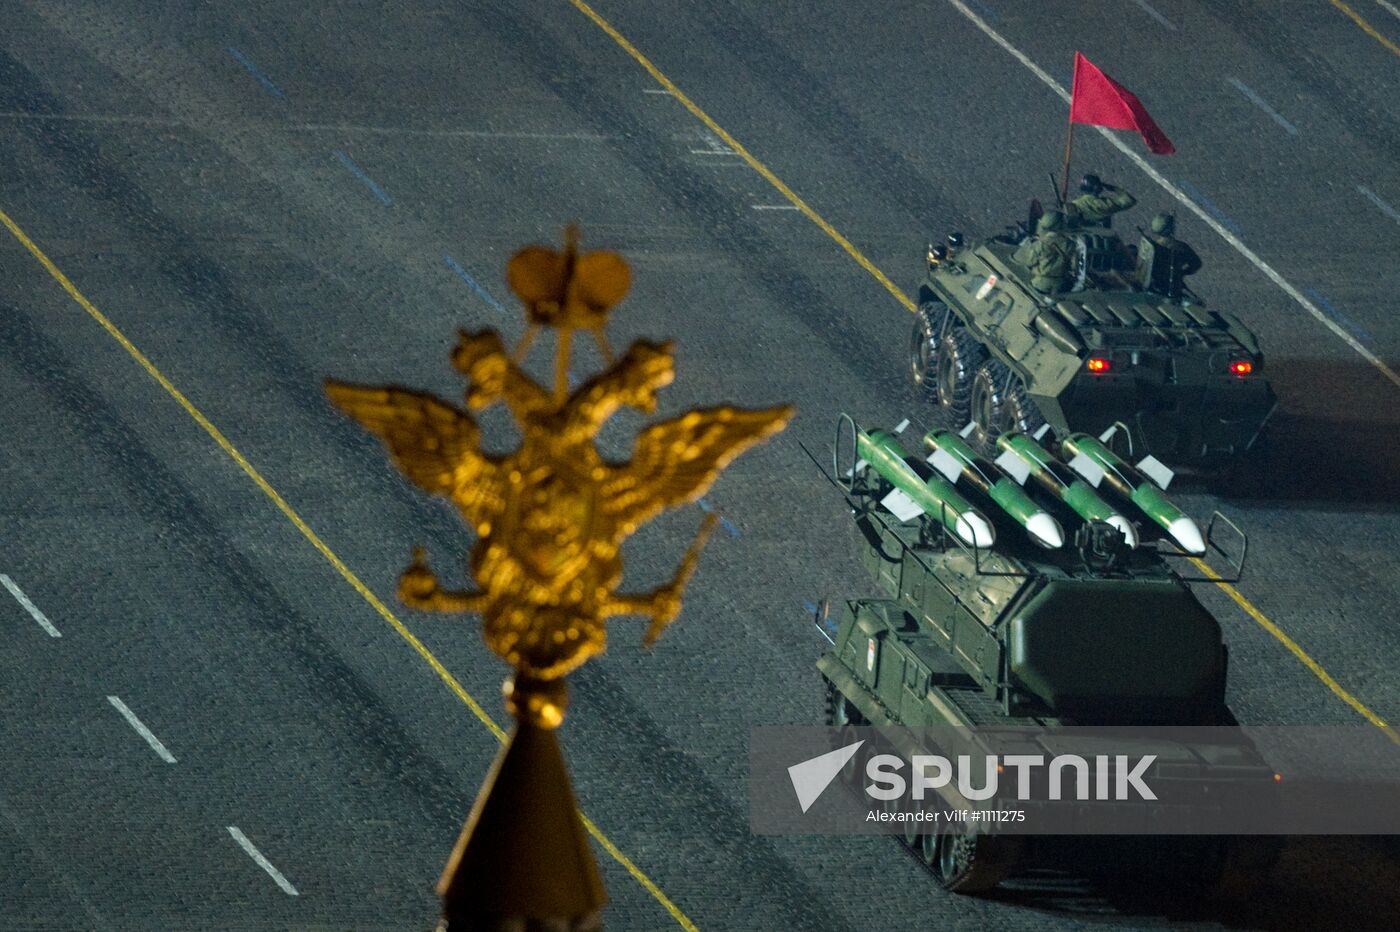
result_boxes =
[333,150,392,206]
[1175,180,1244,237]
[226,47,285,99]
[696,497,740,538]
[444,255,508,315]
[1304,289,1373,345]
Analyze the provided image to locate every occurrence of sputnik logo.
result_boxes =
[787,740,864,813]
[787,741,1160,811]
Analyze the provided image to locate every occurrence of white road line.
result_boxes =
[106,696,177,763]
[690,148,739,155]
[752,204,800,210]
[1127,0,1177,30]
[1377,0,1400,23]
[1,574,61,637]
[228,827,299,896]
[1226,77,1300,135]
[944,0,1400,390]
[644,88,674,94]
[1358,185,1400,224]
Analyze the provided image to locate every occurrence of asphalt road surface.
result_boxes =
[2,1,1400,929]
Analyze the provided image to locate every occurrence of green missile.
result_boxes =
[993,432,1139,548]
[923,428,1064,549]
[1059,433,1205,554]
[857,428,994,548]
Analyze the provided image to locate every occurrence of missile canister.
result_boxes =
[994,432,1139,548]
[1059,433,1205,554]
[858,429,994,548]
[923,429,1064,549]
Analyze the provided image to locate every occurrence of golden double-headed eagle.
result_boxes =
[326,229,792,682]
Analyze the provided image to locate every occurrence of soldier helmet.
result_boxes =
[1079,173,1104,195]
[1150,212,1176,235]
[1037,209,1065,233]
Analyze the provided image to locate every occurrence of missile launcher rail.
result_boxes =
[830,413,1247,585]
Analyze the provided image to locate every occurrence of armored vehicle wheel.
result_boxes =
[970,360,1046,453]
[909,302,944,399]
[1006,385,1046,441]
[929,310,985,422]
[934,830,1020,894]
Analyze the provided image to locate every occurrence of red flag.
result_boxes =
[1069,52,1175,155]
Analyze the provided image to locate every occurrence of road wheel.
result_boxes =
[824,681,857,727]
[970,360,1045,453]
[838,728,866,786]
[937,333,984,429]
[920,826,939,866]
[909,301,945,398]
[934,830,1019,894]
[901,805,922,849]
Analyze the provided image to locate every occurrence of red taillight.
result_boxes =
[1086,357,1111,374]
[1230,359,1254,377]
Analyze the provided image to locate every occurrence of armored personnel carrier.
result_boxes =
[909,208,1276,464]
[812,414,1279,894]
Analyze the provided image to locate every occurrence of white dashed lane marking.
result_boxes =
[1127,0,1177,29]
[1226,77,1300,135]
[106,696,177,764]
[228,827,299,896]
[1,574,61,637]
[1358,185,1400,225]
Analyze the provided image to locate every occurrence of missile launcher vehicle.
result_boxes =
[812,415,1278,894]
[909,209,1276,465]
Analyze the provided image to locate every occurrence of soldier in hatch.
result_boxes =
[1137,212,1202,298]
[1013,208,1076,294]
[1066,173,1136,229]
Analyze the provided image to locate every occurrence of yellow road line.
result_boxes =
[1191,558,1400,745]
[0,204,697,932]
[1329,0,1400,58]
[564,0,1398,740]
[566,0,917,315]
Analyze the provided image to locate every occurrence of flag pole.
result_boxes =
[1059,122,1075,205]
[1060,53,1079,204]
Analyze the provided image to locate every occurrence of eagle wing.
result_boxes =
[325,381,502,527]
[603,405,794,532]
